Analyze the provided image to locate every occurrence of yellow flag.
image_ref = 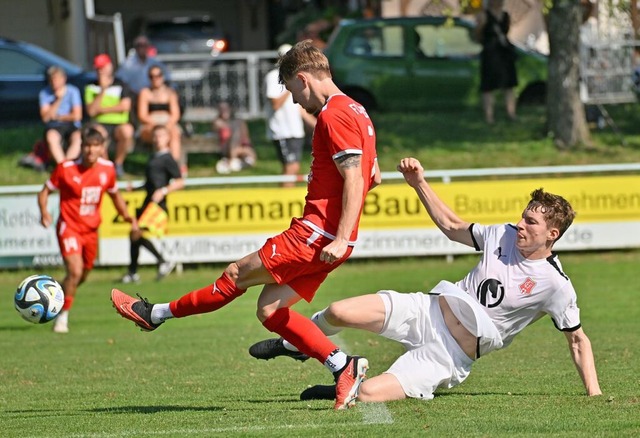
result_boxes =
[138,202,169,237]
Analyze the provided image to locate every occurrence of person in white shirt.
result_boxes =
[249,157,602,404]
[265,44,316,187]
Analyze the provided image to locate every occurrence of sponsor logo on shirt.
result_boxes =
[477,278,505,308]
[79,186,101,216]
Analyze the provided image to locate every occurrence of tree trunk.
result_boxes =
[547,0,591,149]
[632,0,639,39]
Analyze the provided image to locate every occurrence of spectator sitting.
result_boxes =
[38,66,82,163]
[137,66,182,163]
[213,101,256,174]
[85,54,135,178]
[116,35,170,97]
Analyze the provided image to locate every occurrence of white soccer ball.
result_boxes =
[14,275,65,324]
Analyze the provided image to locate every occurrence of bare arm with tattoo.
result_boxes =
[319,153,364,264]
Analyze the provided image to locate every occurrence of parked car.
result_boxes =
[323,16,547,111]
[129,11,229,57]
[0,37,94,124]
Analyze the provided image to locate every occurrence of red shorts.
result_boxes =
[57,221,98,270]
[258,218,353,302]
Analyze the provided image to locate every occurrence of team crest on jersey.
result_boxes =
[519,277,536,295]
[99,172,107,186]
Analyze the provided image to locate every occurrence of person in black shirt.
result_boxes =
[475,0,518,124]
[121,125,184,283]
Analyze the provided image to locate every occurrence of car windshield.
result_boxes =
[21,42,83,74]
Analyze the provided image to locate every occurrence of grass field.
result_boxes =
[1,251,639,437]
[1,103,639,436]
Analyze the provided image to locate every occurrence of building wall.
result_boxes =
[0,0,271,69]
[0,0,55,50]
[0,0,87,65]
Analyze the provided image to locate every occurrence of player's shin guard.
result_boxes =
[169,272,246,317]
[262,307,338,363]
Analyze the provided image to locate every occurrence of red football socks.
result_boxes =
[169,272,246,317]
[262,307,338,363]
[62,295,74,311]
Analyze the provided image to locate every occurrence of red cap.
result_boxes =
[93,53,112,69]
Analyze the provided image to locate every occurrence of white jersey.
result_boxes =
[264,68,305,141]
[455,223,581,349]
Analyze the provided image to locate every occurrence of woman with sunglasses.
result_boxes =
[137,66,182,164]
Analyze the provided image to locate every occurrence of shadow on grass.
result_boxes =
[436,391,564,398]
[0,325,37,332]
[87,405,225,414]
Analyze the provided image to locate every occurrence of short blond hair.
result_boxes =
[46,65,66,80]
[277,40,331,83]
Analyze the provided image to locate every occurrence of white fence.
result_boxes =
[156,51,279,122]
[580,40,637,105]
[3,162,640,195]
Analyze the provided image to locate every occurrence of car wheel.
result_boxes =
[518,82,547,106]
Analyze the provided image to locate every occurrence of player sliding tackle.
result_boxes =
[111,40,381,410]
[250,157,602,404]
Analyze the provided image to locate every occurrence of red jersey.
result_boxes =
[302,94,377,242]
[46,158,118,233]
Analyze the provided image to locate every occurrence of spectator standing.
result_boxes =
[117,36,170,97]
[38,66,82,164]
[213,100,257,174]
[137,65,182,162]
[37,125,136,333]
[122,125,184,284]
[85,54,135,178]
[475,0,518,124]
[265,44,316,187]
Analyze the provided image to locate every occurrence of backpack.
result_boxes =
[18,139,52,172]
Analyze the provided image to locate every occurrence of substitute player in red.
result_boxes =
[111,40,381,410]
[38,125,136,333]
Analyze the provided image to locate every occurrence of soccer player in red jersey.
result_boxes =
[38,125,136,333]
[111,40,381,409]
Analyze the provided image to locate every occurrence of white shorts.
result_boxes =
[378,290,475,400]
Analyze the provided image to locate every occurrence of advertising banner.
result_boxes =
[1,174,638,268]
[97,175,640,266]
[0,194,62,268]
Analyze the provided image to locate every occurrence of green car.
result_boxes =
[323,16,547,111]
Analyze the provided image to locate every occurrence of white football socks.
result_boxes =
[282,339,298,351]
[150,303,173,325]
[56,310,69,324]
[324,349,348,374]
[311,309,343,336]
